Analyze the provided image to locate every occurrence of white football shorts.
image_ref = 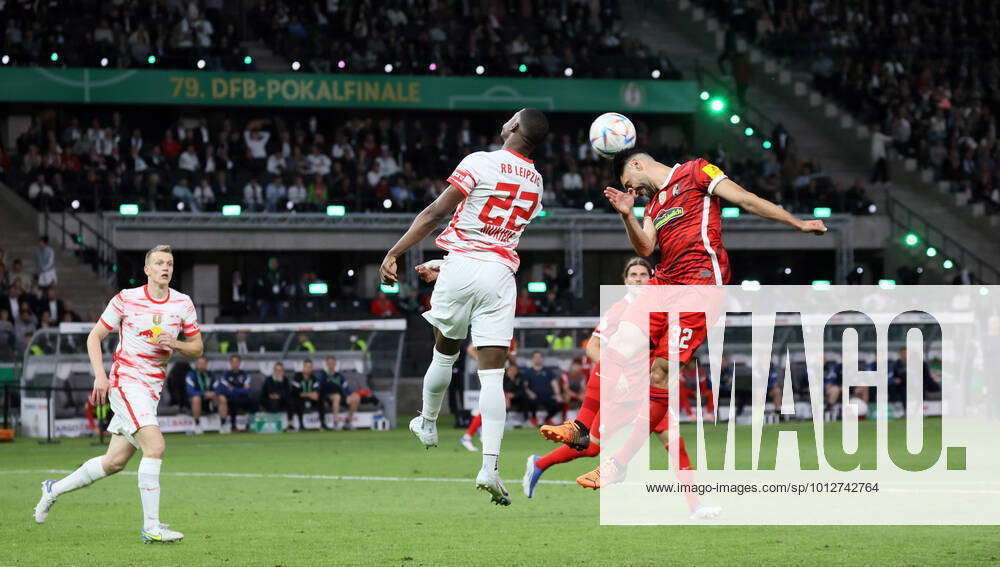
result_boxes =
[107,381,159,449]
[423,253,516,348]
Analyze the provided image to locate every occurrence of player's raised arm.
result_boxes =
[604,186,657,256]
[86,321,112,405]
[712,178,827,235]
[379,186,466,284]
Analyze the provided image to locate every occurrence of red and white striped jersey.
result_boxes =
[99,285,200,394]
[435,148,544,272]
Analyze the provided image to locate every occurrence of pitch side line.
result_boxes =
[0,469,577,485]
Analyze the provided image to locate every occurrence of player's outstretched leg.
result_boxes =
[134,426,183,543]
[524,441,601,498]
[460,413,481,452]
[410,345,460,448]
[475,365,510,505]
[35,434,133,523]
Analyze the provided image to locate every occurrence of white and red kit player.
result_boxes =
[34,245,203,543]
[379,108,549,506]
[576,149,828,489]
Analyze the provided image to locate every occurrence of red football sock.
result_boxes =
[612,386,669,466]
[465,413,482,437]
[576,372,601,428]
[536,441,600,471]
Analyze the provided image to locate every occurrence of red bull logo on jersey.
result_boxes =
[138,314,163,341]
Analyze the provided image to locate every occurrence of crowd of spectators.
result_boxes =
[0,0,677,79]
[0,241,83,360]
[176,353,377,433]
[701,0,1000,215]
[4,106,876,218]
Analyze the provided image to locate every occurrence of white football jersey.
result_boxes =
[436,149,544,272]
[99,285,200,396]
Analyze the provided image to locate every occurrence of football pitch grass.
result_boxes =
[1,421,997,566]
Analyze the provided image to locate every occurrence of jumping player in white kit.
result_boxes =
[379,108,549,506]
[34,244,203,543]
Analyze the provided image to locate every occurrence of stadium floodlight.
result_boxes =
[380,283,400,294]
[346,269,355,277]
[244,55,253,65]
[812,280,832,290]
[221,204,241,216]
[147,54,156,64]
[784,267,792,275]
[286,201,295,210]
[70,199,80,210]
[729,114,741,124]
[326,205,346,216]
[100,57,108,67]
[632,206,644,217]
[709,98,725,113]
[813,207,832,218]
[337,60,346,69]
[722,207,740,218]
[308,282,328,295]
[699,90,710,101]
[868,203,878,214]
[904,233,919,246]
[384,63,393,73]
[878,279,896,289]
[584,201,594,211]
[382,199,392,209]
[518,63,527,73]
[527,282,547,293]
[291,60,301,71]
[1,54,8,65]
[942,259,954,270]
[926,247,937,258]
[475,65,485,75]
[177,202,185,211]
[119,203,139,216]
[856,266,864,274]
[197,59,206,69]
[651,69,661,79]
[564,67,573,77]
[762,140,773,149]
[741,280,761,291]
[916,266,924,274]
[429,62,437,71]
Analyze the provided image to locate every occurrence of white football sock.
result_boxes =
[420,348,459,421]
[138,457,162,530]
[478,368,506,472]
[52,456,108,496]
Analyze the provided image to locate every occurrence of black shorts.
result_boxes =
[321,381,345,397]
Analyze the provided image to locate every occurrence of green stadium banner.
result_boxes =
[0,68,697,113]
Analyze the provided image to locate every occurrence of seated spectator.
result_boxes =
[291,359,322,431]
[260,362,294,426]
[216,354,254,433]
[193,178,216,210]
[243,176,264,212]
[535,290,565,316]
[521,351,562,425]
[28,173,55,208]
[265,175,287,212]
[515,288,537,315]
[178,144,200,172]
[306,145,331,176]
[185,355,227,434]
[369,291,399,317]
[320,355,361,430]
[287,175,308,208]
[503,363,532,423]
[172,177,199,211]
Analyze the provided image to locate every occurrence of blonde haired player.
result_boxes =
[380,108,549,506]
[34,245,203,543]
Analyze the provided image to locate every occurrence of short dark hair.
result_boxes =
[531,350,543,357]
[622,257,653,280]
[303,358,313,365]
[612,147,651,184]
[518,108,549,147]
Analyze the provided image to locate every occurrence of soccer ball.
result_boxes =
[589,112,636,159]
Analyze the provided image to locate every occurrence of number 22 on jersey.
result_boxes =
[478,182,540,230]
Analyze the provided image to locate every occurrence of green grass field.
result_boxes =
[1,422,997,566]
